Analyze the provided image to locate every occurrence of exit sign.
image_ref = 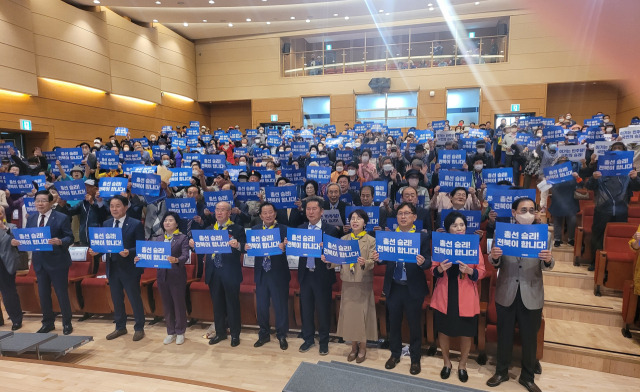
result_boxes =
[270,114,278,121]
[19,119,32,131]
[510,104,520,112]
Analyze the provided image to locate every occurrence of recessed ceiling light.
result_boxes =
[290,16,295,20]
[93,0,100,3]
[333,13,338,17]
[429,7,434,11]
[183,22,188,26]
[475,1,480,4]
[228,23,233,27]
[305,19,310,23]
[379,9,383,13]
[344,16,350,20]
[266,21,271,24]
[209,0,214,3]
[428,3,433,6]
[155,1,161,4]
[153,19,158,22]
[262,0,267,2]
[203,19,207,22]
[246,18,251,22]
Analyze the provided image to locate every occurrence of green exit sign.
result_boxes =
[270,114,278,122]
[19,119,32,131]
[510,104,520,112]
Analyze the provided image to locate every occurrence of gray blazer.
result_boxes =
[0,223,20,275]
[491,232,554,310]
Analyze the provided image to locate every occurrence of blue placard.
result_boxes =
[543,162,574,185]
[234,182,260,202]
[363,181,388,202]
[438,150,466,170]
[187,136,199,147]
[132,138,149,148]
[255,169,277,187]
[415,130,435,143]
[585,126,605,144]
[306,166,331,183]
[291,142,309,159]
[286,227,322,258]
[515,133,532,147]
[131,173,161,196]
[191,229,231,255]
[432,120,446,130]
[166,130,178,139]
[440,209,481,234]
[24,197,37,214]
[122,150,143,164]
[88,227,124,253]
[42,150,56,162]
[438,171,472,193]
[310,156,331,167]
[494,222,548,258]
[267,136,281,147]
[361,143,385,158]
[201,134,212,144]
[123,164,156,176]
[181,153,201,167]
[189,121,200,129]
[56,179,86,202]
[166,198,197,219]
[136,241,171,268]
[468,129,487,139]
[168,168,192,186]
[247,228,283,257]
[265,186,298,209]
[50,160,74,177]
[97,150,119,170]
[542,126,565,143]
[203,190,234,209]
[172,137,187,149]
[354,124,367,133]
[345,206,380,231]
[459,137,481,154]
[234,147,248,157]
[336,150,353,162]
[162,125,172,132]
[431,231,479,264]
[14,227,53,251]
[115,127,129,136]
[151,146,164,161]
[598,151,634,176]
[585,118,602,127]
[401,142,419,155]
[246,129,258,138]
[98,177,128,199]
[201,154,227,175]
[281,167,305,185]
[486,187,537,218]
[267,128,280,137]
[6,175,46,194]
[322,234,360,264]
[55,148,83,164]
[482,167,514,184]
[339,193,352,205]
[375,231,421,263]
[229,130,242,141]
[388,128,402,138]
[0,142,15,158]
[632,119,640,125]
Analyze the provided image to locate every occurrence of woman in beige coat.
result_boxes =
[322,209,377,363]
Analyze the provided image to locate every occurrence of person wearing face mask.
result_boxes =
[358,150,378,184]
[564,113,576,127]
[548,157,582,248]
[487,197,554,392]
[346,162,361,184]
[470,157,486,191]
[218,139,236,164]
[399,169,430,208]
[466,140,495,169]
[93,137,104,150]
[388,145,406,176]
[330,160,347,183]
[7,148,43,176]
[378,157,402,191]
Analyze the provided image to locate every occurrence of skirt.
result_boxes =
[336,281,378,342]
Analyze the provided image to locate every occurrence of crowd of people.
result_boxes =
[0,113,639,392]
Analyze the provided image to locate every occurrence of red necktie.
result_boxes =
[39,214,46,227]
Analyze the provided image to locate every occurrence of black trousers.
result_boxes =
[387,282,424,363]
[109,267,145,331]
[0,261,22,325]
[300,273,332,346]
[36,267,72,326]
[256,274,289,340]
[495,289,541,383]
[590,208,628,264]
[209,276,241,338]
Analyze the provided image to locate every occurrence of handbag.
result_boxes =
[574,188,590,200]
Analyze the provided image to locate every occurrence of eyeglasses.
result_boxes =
[397,211,415,217]
[517,208,536,214]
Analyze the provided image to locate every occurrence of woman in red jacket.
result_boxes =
[431,211,485,383]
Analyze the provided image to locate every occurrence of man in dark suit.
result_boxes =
[0,205,22,330]
[374,201,431,375]
[88,195,146,341]
[249,202,290,350]
[204,201,246,347]
[323,183,347,233]
[297,196,339,355]
[380,186,433,233]
[13,190,75,335]
[273,182,306,228]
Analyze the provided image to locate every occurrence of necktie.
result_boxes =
[394,225,416,282]
[39,214,46,227]
[262,223,275,272]
[307,224,317,270]
[114,219,120,228]
[213,220,231,268]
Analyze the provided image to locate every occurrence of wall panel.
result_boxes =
[547,83,619,125]
[211,101,252,131]
[0,0,37,95]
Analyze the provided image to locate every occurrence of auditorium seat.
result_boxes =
[124,268,157,316]
[187,265,214,322]
[621,269,639,338]
[594,223,638,296]
[52,249,94,313]
[80,262,114,315]
[574,202,595,266]
[15,262,40,313]
[240,265,257,325]
[289,270,302,328]
[372,263,387,338]
[628,205,640,225]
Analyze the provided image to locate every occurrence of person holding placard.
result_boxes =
[89,195,146,341]
[247,202,290,350]
[431,211,485,383]
[321,209,377,363]
[66,179,108,247]
[12,190,75,335]
[373,202,431,375]
[323,183,347,232]
[357,149,378,183]
[487,197,554,392]
[430,186,481,214]
[0,205,23,330]
[548,157,581,247]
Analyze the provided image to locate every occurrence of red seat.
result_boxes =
[15,263,40,313]
[188,263,214,322]
[52,251,94,313]
[372,263,387,337]
[594,223,638,295]
[239,264,258,325]
[80,262,114,315]
[574,202,595,265]
[125,268,157,316]
[621,259,639,338]
[628,205,640,225]
[332,272,342,333]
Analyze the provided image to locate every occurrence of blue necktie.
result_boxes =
[307,224,317,270]
[214,254,222,268]
[263,256,271,272]
[394,262,407,281]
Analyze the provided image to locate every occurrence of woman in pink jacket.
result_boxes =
[431,211,485,383]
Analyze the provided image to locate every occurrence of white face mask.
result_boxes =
[474,164,483,171]
[361,156,369,163]
[354,143,361,148]
[336,166,344,172]
[477,148,485,154]
[408,178,419,187]
[348,169,357,176]
[383,164,393,172]
[242,143,247,147]
[515,212,535,225]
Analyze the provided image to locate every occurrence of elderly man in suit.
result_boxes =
[297,196,340,355]
[0,205,23,330]
[486,197,554,392]
[12,190,75,335]
[89,195,146,341]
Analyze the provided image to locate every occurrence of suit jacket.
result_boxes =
[102,216,145,278]
[276,207,306,228]
[27,210,74,272]
[382,231,432,300]
[490,232,554,310]
[297,222,339,285]
[0,223,20,275]
[252,223,291,285]
[204,223,246,286]
[152,233,190,283]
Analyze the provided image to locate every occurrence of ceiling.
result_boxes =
[67,0,524,41]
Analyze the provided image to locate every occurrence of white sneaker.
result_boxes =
[176,334,185,345]
[163,335,176,345]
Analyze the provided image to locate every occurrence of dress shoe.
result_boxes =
[299,341,315,353]
[355,351,366,364]
[106,329,127,340]
[458,369,469,383]
[409,362,421,375]
[534,361,542,375]
[486,373,509,387]
[279,338,288,350]
[11,323,22,331]
[554,240,561,247]
[176,334,185,345]
[319,344,328,356]
[347,348,358,362]
[587,264,595,271]
[37,324,55,333]
[254,336,270,348]
[230,337,240,347]
[63,324,73,335]
[208,335,228,345]
[440,366,452,379]
[518,378,542,392]
[133,330,145,341]
[385,356,400,370]
[568,239,575,246]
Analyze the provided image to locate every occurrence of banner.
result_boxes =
[265,186,298,209]
[56,179,86,202]
[285,227,322,257]
[557,144,586,163]
[438,171,472,192]
[322,210,344,227]
[168,168,192,187]
[375,231,421,263]
[486,187,536,217]
[306,166,331,183]
[438,150,466,170]
[363,181,388,202]
[459,137,481,154]
[166,198,198,219]
[136,241,171,268]
[191,229,231,254]
[597,151,634,176]
[203,190,234,210]
[114,127,129,136]
[542,126,565,143]
[322,234,360,264]
[55,148,83,164]
[435,130,456,145]
[585,126,605,144]
[88,227,124,253]
[123,164,156,176]
[619,126,640,144]
[6,175,46,194]
[234,182,260,201]
[201,155,227,175]
[336,150,353,162]
[131,172,161,196]
[543,162,574,185]
[291,142,309,158]
[415,130,435,143]
[14,227,53,251]
[432,120,446,130]
[482,167,513,184]
[440,209,481,234]
[345,206,380,231]
[255,169,277,187]
[246,228,283,257]
[98,177,128,199]
[494,222,548,258]
[281,167,305,185]
[388,128,402,138]
[122,150,143,164]
[0,142,14,158]
[182,153,202,167]
[172,137,186,149]
[431,232,479,264]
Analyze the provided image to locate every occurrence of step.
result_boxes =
[543,269,593,289]
[543,286,623,327]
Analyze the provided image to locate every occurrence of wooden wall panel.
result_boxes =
[617,89,640,128]
[252,97,301,128]
[418,89,446,129]
[211,101,252,131]
[546,82,619,125]
[157,24,197,100]
[480,84,547,124]
[0,0,37,95]
[330,94,354,128]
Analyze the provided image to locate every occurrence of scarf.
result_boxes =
[164,229,180,241]
[349,230,367,271]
